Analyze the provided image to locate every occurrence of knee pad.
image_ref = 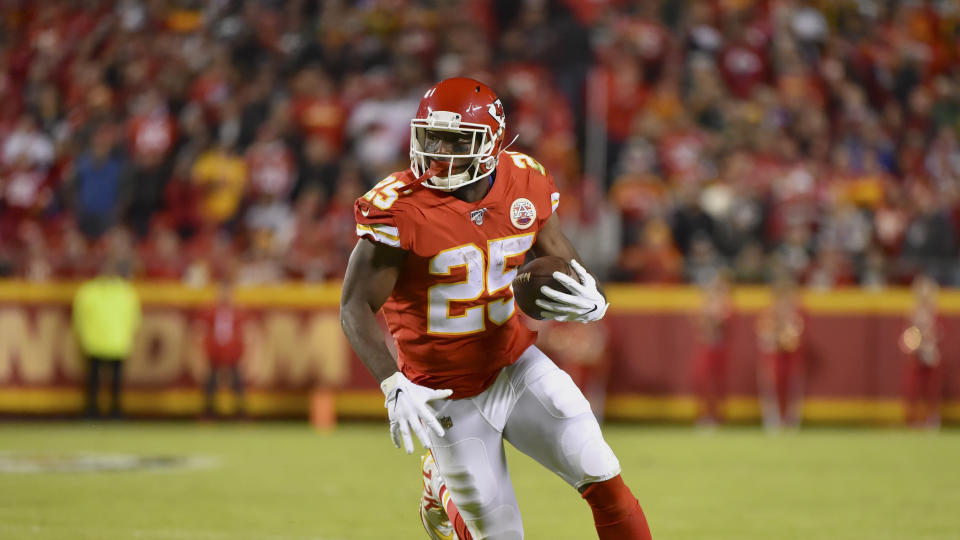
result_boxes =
[525,367,620,487]
[528,369,592,419]
[561,417,621,488]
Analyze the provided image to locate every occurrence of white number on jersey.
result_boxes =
[427,233,536,335]
[506,151,546,176]
[363,176,406,210]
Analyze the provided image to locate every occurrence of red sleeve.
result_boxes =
[354,173,416,250]
[354,197,405,249]
[531,169,560,234]
[545,170,560,218]
[525,158,560,230]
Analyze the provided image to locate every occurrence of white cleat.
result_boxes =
[420,451,457,540]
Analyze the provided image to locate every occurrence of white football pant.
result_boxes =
[426,345,621,540]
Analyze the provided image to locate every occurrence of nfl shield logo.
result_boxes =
[470,208,487,225]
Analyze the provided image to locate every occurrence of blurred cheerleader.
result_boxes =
[756,278,806,431]
[691,273,733,426]
[900,275,943,429]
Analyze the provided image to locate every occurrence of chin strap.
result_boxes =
[417,162,444,183]
[392,163,443,195]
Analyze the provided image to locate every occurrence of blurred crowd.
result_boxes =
[0,0,958,287]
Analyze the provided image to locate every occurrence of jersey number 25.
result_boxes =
[428,233,535,335]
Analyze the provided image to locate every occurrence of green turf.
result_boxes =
[0,422,958,539]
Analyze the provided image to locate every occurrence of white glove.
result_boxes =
[380,372,453,454]
[535,259,609,323]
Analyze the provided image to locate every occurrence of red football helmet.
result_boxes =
[410,78,507,191]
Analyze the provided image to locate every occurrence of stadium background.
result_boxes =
[1,2,960,540]
[1,0,959,422]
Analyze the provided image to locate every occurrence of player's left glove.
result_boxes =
[380,372,453,454]
[536,259,609,323]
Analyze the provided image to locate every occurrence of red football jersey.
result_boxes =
[200,305,246,366]
[354,152,560,397]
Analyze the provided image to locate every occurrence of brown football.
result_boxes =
[512,256,577,320]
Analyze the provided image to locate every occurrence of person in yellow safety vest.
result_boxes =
[73,259,141,419]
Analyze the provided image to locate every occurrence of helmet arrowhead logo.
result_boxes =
[487,99,505,130]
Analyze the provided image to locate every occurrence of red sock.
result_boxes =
[581,475,652,540]
[439,484,473,540]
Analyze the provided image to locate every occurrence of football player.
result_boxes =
[340,78,652,540]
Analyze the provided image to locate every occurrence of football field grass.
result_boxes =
[0,421,958,540]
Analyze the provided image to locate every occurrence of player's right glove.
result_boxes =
[380,372,453,454]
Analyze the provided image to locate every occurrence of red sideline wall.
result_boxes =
[0,281,958,423]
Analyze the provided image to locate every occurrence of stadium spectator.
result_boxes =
[615,217,683,283]
[161,155,205,239]
[190,135,247,230]
[54,222,97,279]
[346,68,422,182]
[290,66,347,154]
[18,220,54,282]
[139,219,186,280]
[236,232,284,285]
[245,122,295,200]
[302,166,364,281]
[125,89,176,237]
[0,153,56,234]
[183,230,237,289]
[734,242,770,284]
[292,134,340,202]
[685,234,725,285]
[283,188,327,281]
[899,182,957,284]
[73,256,141,419]
[69,126,128,239]
[2,113,54,170]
